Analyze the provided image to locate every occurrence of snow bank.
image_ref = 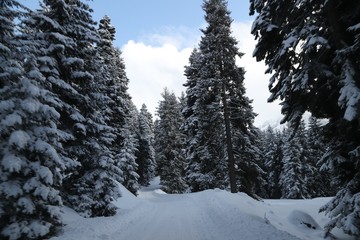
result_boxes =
[51,180,355,240]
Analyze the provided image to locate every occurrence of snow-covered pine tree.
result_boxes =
[280,122,311,199]
[153,119,162,176]
[21,0,121,217]
[118,123,139,195]
[183,0,261,194]
[118,101,140,194]
[136,104,156,186]
[96,15,140,195]
[250,0,360,236]
[224,59,265,197]
[306,116,332,197]
[0,1,70,239]
[261,127,284,199]
[182,48,211,192]
[155,89,188,193]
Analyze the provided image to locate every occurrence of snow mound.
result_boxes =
[288,210,321,230]
[51,180,356,240]
[112,182,139,209]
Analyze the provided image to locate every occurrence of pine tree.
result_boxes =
[261,127,284,199]
[155,89,188,193]
[119,99,140,194]
[136,104,156,186]
[182,48,216,192]
[250,0,360,236]
[225,63,264,197]
[0,1,69,239]
[183,0,261,194]
[96,15,140,195]
[306,116,332,197]
[21,0,121,217]
[118,123,139,195]
[280,122,311,199]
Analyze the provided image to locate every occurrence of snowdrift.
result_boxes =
[51,178,355,240]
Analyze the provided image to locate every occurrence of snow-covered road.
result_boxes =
[120,187,299,240]
[52,178,353,240]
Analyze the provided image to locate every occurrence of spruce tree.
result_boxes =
[0,1,68,239]
[119,102,141,194]
[97,15,140,195]
[306,116,332,197]
[118,123,139,195]
[21,0,121,217]
[183,0,261,194]
[261,127,284,199]
[250,0,360,235]
[182,48,214,192]
[136,104,156,186]
[155,89,188,193]
[280,122,311,199]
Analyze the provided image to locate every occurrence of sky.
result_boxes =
[18,0,283,128]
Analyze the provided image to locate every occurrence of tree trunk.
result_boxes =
[222,83,237,193]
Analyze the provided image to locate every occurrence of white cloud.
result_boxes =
[122,23,283,127]
[122,40,192,117]
[140,26,201,49]
[232,21,283,127]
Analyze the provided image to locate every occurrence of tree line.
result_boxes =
[0,1,156,239]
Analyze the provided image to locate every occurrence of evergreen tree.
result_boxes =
[119,102,140,195]
[155,89,188,193]
[21,0,121,217]
[136,104,156,186]
[0,1,69,239]
[250,0,360,236]
[183,0,261,194]
[261,127,284,199]
[182,48,216,192]
[118,123,139,195]
[306,116,332,197]
[225,64,264,197]
[280,122,311,199]
[153,119,162,175]
[96,15,139,194]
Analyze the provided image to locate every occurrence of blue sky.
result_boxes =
[20,0,253,48]
[18,0,283,127]
[88,0,252,47]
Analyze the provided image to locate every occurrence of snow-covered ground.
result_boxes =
[51,177,354,240]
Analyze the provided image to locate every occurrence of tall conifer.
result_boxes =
[183,0,261,194]
[250,0,360,235]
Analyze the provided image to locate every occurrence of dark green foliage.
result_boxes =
[183,0,263,195]
[136,104,156,187]
[261,127,284,199]
[0,1,66,239]
[155,89,188,193]
[250,0,360,236]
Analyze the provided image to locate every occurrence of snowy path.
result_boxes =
[52,178,353,240]
[119,188,298,240]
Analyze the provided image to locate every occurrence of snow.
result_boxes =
[33,140,63,168]
[1,113,22,127]
[8,130,30,149]
[17,197,35,214]
[51,177,355,240]
[1,154,22,173]
[0,42,11,53]
[348,23,360,31]
[21,99,40,113]
[1,181,23,197]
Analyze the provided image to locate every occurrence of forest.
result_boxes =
[0,0,359,239]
